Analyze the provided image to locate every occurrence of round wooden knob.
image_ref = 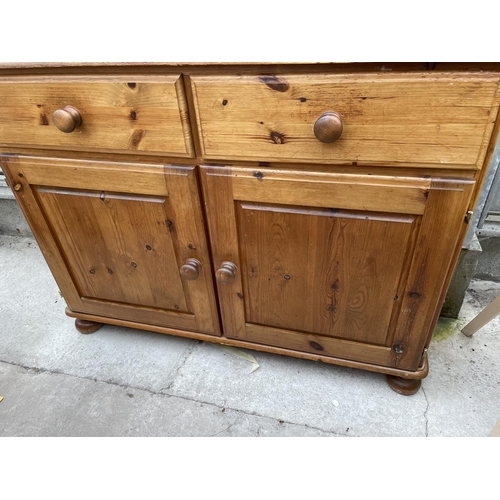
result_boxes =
[52,106,82,133]
[216,261,237,284]
[180,258,202,281]
[314,111,343,143]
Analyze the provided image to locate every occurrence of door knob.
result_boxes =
[216,261,237,284]
[314,111,343,143]
[180,258,202,280]
[52,106,82,133]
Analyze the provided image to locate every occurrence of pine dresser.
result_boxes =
[1,62,499,395]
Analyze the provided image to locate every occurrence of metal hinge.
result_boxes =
[464,210,473,224]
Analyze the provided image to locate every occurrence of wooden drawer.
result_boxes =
[0,76,194,157]
[191,73,500,168]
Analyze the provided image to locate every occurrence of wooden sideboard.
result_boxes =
[1,62,499,395]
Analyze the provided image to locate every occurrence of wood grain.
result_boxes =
[467,99,500,212]
[0,155,84,311]
[165,165,221,335]
[236,203,418,345]
[191,73,500,168]
[35,187,189,311]
[20,158,173,196]
[0,144,481,176]
[65,307,429,380]
[0,76,194,157]
[229,167,430,215]
[200,166,247,340]
[244,323,392,366]
[390,178,476,370]
[201,165,477,371]
[201,166,423,367]
[80,297,196,332]
[3,156,220,336]
[2,63,497,388]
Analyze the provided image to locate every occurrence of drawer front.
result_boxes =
[0,76,194,157]
[191,73,500,168]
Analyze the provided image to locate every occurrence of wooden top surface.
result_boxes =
[1,62,500,74]
[1,62,336,67]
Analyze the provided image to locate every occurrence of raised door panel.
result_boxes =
[36,188,189,312]
[201,165,474,371]
[236,203,418,346]
[1,156,220,336]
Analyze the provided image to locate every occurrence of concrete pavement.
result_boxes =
[1,234,499,436]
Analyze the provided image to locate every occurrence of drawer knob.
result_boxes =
[52,106,82,133]
[314,111,343,143]
[216,261,237,284]
[180,258,202,281]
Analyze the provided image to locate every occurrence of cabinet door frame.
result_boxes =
[1,155,221,336]
[201,165,474,371]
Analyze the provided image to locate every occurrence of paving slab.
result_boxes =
[423,280,500,437]
[169,283,500,437]
[0,235,197,392]
[0,199,32,237]
[0,362,333,437]
[168,342,428,437]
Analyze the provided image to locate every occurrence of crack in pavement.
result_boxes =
[210,420,238,437]
[160,340,202,393]
[422,386,430,437]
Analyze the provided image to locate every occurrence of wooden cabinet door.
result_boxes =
[2,156,220,336]
[201,165,474,370]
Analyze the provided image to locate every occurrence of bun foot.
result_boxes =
[386,375,421,395]
[75,318,103,334]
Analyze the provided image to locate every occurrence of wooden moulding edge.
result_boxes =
[65,308,429,380]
